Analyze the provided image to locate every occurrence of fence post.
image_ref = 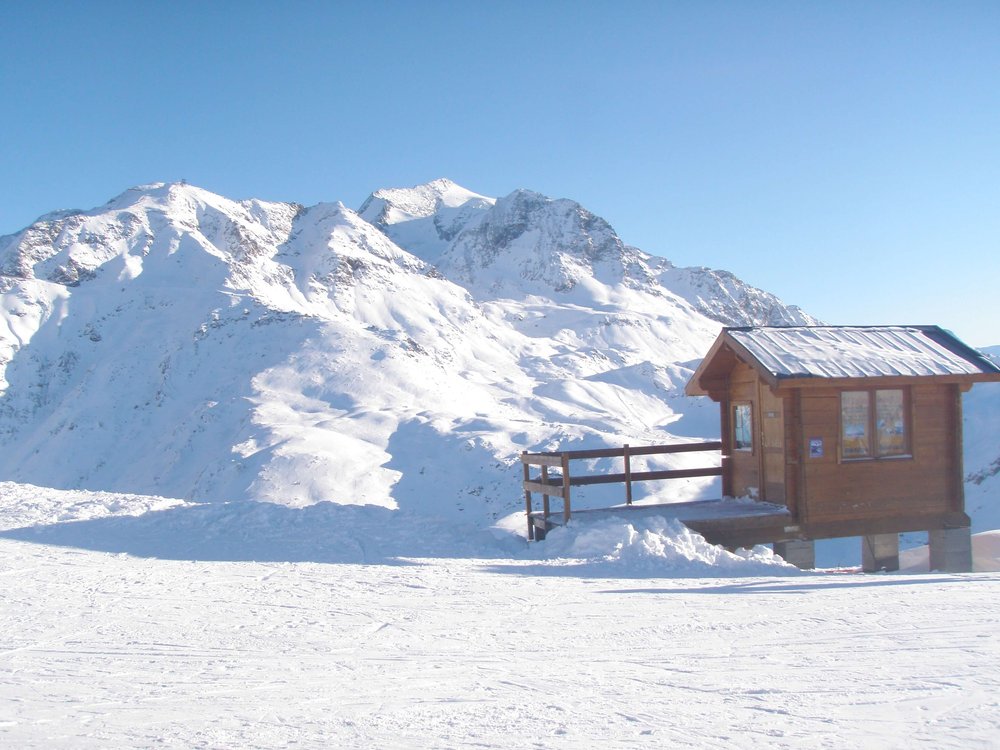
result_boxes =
[522,451,534,540]
[541,465,551,520]
[561,452,572,523]
[624,443,633,505]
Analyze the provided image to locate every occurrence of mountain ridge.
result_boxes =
[1,178,995,530]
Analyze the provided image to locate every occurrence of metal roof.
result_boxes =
[724,325,1000,380]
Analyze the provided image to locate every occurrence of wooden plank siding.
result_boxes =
[797,383,959,523]
[785,389,803,522]
[682,326,1000,548]
[758,379,786,505]
[720,397,733,497]
[949,384,965,513]
[708,369,963,527]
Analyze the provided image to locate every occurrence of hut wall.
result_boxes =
[757,381,787,506]
[797,382,960,523]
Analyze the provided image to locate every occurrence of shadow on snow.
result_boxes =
[2,498,990,584]
[593,575,1000,594]
[0,500,525,565]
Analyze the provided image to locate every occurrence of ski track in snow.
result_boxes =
[0,483,999,748]
[1,540,998,748]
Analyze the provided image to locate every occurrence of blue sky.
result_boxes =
[2,1,998,345]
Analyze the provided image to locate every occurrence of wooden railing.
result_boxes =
[521,442,724,540]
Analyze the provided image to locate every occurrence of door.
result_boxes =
[759,384,786,504]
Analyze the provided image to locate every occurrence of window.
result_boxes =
[840,389,909,459]
[875,389,907,456]
[841,392,870,458]
[733,403,752,451]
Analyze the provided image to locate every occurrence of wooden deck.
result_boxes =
[520,441,726,540]
[529,498,796,549]
[528,499,972,550]
[520,442,971,551]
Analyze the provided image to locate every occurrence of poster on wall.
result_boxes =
[809,438,824,458]
[841,391,870,458]
[876,389,906,455]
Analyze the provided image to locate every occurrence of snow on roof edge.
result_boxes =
[720,325,1000,380]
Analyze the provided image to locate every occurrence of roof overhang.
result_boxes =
[686,326,1000,401]
[685,330,781,399]
[770,372,999,393]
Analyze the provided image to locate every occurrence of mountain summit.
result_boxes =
[360,181,817,325]
[359,177,494,227]
[1,179,820,519]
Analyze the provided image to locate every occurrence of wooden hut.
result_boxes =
[685,325,1000,572]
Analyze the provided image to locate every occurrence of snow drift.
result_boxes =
[0,481,795,577]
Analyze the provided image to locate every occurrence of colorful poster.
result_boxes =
[841,391,870,458]
[876,389,906,456]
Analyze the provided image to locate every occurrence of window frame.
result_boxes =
[839,387,912,462]
[732,401,753,453]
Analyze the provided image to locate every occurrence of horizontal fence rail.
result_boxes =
[521,442,724,540]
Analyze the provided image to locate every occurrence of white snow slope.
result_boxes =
[1,482,999,748]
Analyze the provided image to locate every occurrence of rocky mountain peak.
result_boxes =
[358,178,494,228]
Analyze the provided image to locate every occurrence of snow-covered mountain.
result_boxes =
[0,178,994,529]
[360,179,814,326]
[966,344,1000,531]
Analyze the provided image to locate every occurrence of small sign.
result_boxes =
[809,438,824,458]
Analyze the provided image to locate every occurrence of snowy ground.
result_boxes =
[1,483,999,748]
